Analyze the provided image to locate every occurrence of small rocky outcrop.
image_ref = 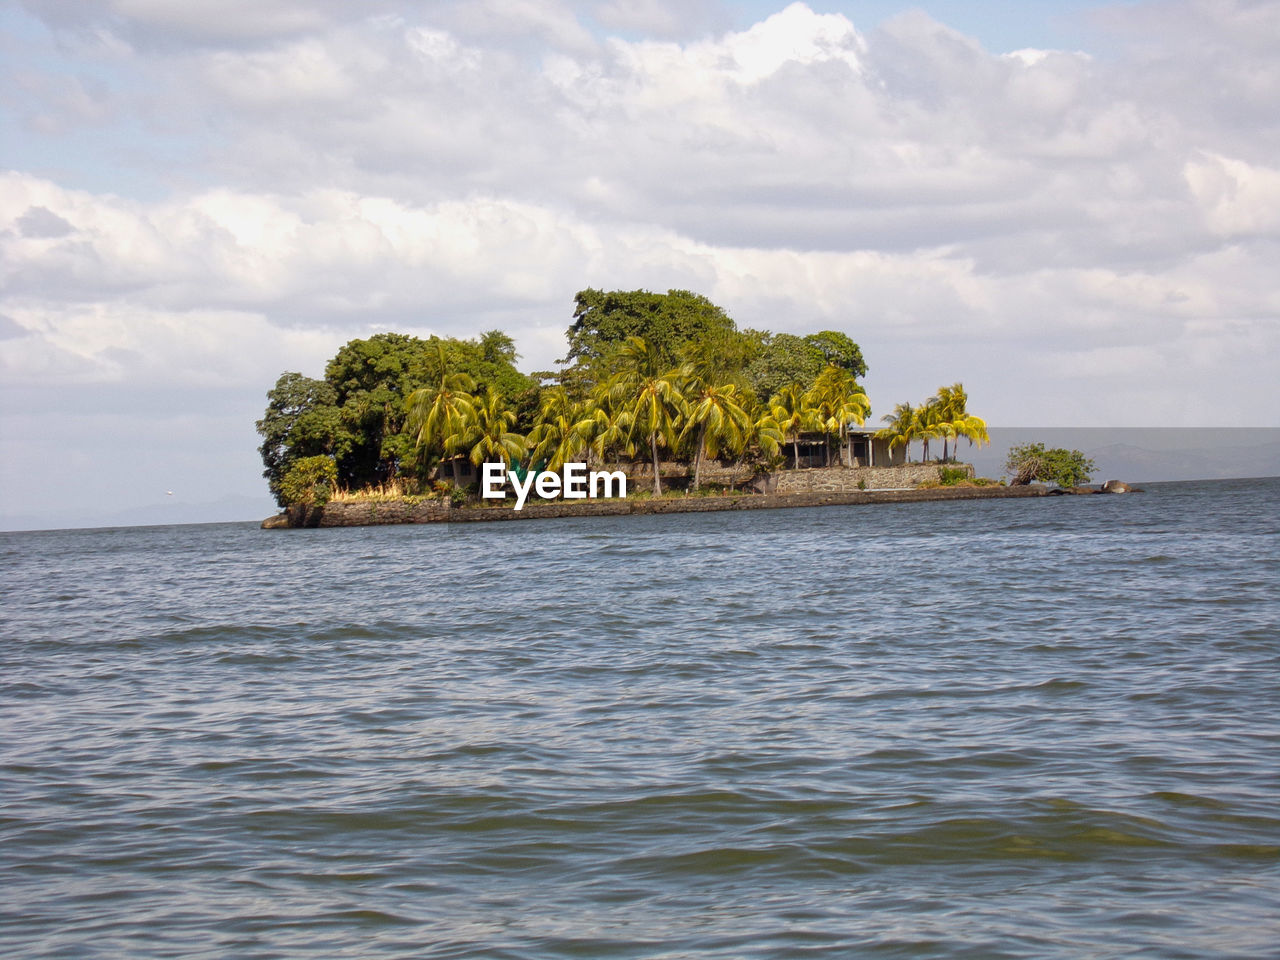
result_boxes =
[1100,480,1132,494]
[261,513,290,529]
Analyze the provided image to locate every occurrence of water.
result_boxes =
[2,478,1278,959]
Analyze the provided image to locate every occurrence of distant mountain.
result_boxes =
[966,429,1280,484]
[0,494,278,533]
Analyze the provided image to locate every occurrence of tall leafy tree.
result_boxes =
[256,372,341,507]
[563,288,738,372]
[404,342,477,486]
[805,331,868,379]
[931,382,988,459]
[528,385,595,471]
[604,336,687,494]
[769,383,821,469]
[876,402,918,462]
[452,386,527,470]
[679,375,753,490]
[806,365,871,467]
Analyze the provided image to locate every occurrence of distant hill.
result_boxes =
[966,429,1280,484]
[0,494,277,533]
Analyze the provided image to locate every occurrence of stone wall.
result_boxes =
[315,499,451,527]
[264,471,1033,529]
[764,463,970,495]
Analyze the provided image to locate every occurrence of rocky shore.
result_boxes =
[263,482,1061,529]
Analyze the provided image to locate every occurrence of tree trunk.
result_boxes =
[792,436,800,469]
[693,423,707,491]
[451,456,461,487]
[943,437,949,462]
[650,434,662,495]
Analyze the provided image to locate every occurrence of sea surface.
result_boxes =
[2,478,1278,959]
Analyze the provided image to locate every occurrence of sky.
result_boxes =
[1,0,1278,528]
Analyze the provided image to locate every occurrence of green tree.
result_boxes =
[528,385,589,471]
[324,333,439,488]
[279,455,338,507]
[1005,443,1096,487]
[322,331,535,489]
[453,386,527,470]
[404,342,477,486]
[769,383,821,469]
[603,336,687,494]
[680,376,753,490]
[876,402,919,462]
[930,383,988,461]
[747,334,825,402]
[563,288,738,372]
[805,331,868,379]
[256,372,341,507]
[806,365,871,467]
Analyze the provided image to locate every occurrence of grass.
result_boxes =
[329,479,432,504]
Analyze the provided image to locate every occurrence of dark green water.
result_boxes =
[3,478,1279,958]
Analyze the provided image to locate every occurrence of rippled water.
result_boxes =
[3,478,1279,959]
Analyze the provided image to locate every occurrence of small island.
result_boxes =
[258,289,1102,529]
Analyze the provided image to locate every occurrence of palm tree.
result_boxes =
[581,390,632,468]
[453,386,526,470]
[405,342,476,485]
[876,402,918,462]
[806,365,871,467]
[680,379,752,490]
[933,382,989,458]
[770,383,820,469]
[915,400,942,462]
[749,404,785,466]
[603,337,686,495]
[528,385,591,471]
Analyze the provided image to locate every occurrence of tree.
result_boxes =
[603,336,686,494]
[453,386,526,470]
[805,331,868,379]
[747,334,826,402]
[806,365,871,467]
[279,455,338,508]
[256,372,341,507]
[876,402,918,462]
[1005,443,1096,487]
[680,376,752,490]
[528,386,588,471]
[770,383,821,468]
[404,342,477,486]
[930,383,988,461]
[563,288,738,371]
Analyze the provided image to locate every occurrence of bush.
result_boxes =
[1004,443,1095,487]
[280,456,338,507]
[449,487,468,506]
[938,466,969,486]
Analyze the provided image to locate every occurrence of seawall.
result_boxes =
[265,478,1050,529]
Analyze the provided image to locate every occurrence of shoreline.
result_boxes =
[263,483,1062,529]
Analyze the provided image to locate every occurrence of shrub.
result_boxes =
[280,456,338,507]
[1005,443,1095,487]
[938,466,969,486]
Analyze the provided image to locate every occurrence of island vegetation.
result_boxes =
[1004,443,1096,488]
[257,288,991,510]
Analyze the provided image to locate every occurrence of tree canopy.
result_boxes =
[563,288,739,370]
[256,289,888,506]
